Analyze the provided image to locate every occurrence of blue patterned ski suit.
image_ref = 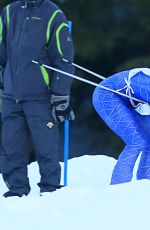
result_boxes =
[93,69,150,184]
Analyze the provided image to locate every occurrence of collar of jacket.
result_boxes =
[20,0,43,8]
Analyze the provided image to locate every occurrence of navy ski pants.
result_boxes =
[93,84,150,185]
[0,99,61,195]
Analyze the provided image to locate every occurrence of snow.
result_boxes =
[0,154,150,230]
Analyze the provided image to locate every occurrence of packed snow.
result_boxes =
[0,154,150,230]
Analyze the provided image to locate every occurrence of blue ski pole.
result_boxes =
[63,20,72,186]
[64,118,69,186]
[68,20,72,33]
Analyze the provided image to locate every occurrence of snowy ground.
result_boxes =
[0,154,150,230]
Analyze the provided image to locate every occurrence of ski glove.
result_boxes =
[51,95,75,123]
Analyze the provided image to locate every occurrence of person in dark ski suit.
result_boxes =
[93,68,150,185]
[0,0,74,197]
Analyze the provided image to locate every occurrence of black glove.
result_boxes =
[51,95,75,123]
[0,65,4,90]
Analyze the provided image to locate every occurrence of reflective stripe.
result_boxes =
[56,23,68,56]
[6,5,10,29]
[46,10,62,43]
[0,17,3,44]
[40,66,50,88]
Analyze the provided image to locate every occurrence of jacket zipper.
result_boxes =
[15,6,29,101]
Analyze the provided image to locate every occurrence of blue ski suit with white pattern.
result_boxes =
[93,69,150,185]
[0,0,74,195]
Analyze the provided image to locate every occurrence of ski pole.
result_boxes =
[32,60,147,104]
[64,116,69,186]
[63,20,72,186]
[63,58,106,80]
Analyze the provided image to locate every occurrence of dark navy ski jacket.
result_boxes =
[0,0,74,101]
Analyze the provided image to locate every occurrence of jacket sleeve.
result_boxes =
[0,8,7,70]
[47,11,75,96]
